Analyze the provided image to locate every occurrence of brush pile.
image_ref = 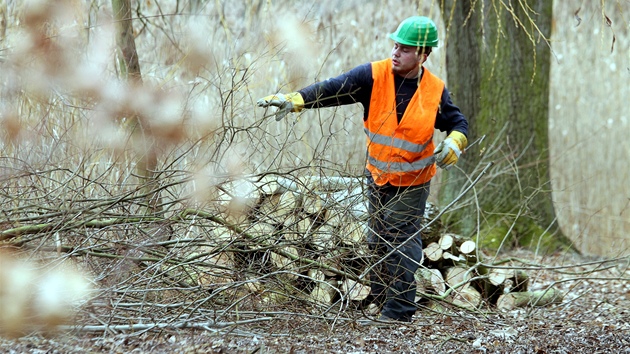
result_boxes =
[0,173,563,334]
[202,175,563,312]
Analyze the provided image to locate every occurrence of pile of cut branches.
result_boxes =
[0,171,562,334]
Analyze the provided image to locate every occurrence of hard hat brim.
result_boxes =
[388,32,438,47]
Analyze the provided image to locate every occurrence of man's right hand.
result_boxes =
[256,92,304,121]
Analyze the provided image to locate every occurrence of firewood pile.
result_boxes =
[196,175,562,312]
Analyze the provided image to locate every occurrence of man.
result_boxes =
[257,16,468,324]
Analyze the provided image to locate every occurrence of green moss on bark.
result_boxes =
[438,0,572,250]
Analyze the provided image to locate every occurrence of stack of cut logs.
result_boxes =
[200,175,562,312]
[415,231,556,311]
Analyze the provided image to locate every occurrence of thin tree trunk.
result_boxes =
[111,0,161,213]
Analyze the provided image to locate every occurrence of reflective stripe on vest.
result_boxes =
[364,58,445,186]
[364,128,431,154]
[366,154,436,172]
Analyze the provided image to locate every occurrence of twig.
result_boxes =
[1,216,164,242]
[438,335,470,350]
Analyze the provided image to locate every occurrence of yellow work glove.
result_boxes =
[433,131,468,169]
[256,92,304,121]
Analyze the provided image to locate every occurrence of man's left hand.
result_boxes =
[433,131,468,169]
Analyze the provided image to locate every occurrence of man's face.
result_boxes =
[391,42,426,78]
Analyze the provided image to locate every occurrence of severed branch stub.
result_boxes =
[497,288,564,311]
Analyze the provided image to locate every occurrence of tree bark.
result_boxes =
[112,0,141,84]
[439,0,562,245]
[111,0,161,213]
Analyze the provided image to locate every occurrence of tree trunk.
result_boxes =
[439,0,563,247]
[111,0,161,213]
[112,0,141,84]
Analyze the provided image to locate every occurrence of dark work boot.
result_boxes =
[358,314,410,328]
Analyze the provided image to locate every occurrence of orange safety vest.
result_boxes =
[365,58,445,187]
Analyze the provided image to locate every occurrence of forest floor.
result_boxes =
[1,249,628,353]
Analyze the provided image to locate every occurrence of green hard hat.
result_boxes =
[388,16,438,47]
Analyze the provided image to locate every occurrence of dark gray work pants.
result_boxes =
[366,176,429,322]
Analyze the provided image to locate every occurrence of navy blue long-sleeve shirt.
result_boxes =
[297,62,468,136]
